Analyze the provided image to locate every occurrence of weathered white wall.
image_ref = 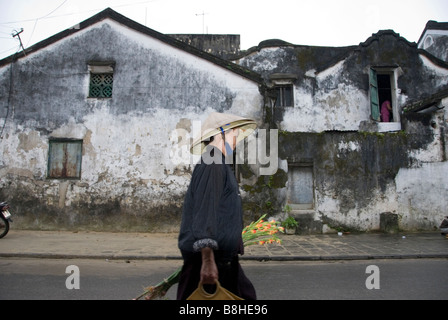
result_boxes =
[396,162,448,230]
[238,48,372,133]
[420,54,448,87]
[418,29,448,62]
[394,103,448,230]
[0,18,263,231]
[235,36,448,233]
[1,15,447,233]
[281,61,370,132]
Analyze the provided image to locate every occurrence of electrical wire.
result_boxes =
[0,0,158,61]
[0,0,157,25]
[0,47,20,140]
[25,0,69,48]
[0,44,20,56]
[0,0,70,60]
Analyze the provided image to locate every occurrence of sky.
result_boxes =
[0,0,447,60]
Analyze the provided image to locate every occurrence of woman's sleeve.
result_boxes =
[191,163,224,252]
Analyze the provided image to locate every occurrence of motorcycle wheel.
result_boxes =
[0,215,9,239]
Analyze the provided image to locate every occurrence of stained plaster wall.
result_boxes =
[419,28,448,62]
[239,111,448,233]
[0,19,263,231]
[396,98,448,230]
[236,33,448,133]
[235,32,448,232]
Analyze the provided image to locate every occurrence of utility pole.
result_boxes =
[12,28,26,55]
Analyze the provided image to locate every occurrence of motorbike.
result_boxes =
[0,202,12,239]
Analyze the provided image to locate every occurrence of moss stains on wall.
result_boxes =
[239,125,437,231]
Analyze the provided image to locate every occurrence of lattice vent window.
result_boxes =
[89,73,113,98]
[88,62,115,99]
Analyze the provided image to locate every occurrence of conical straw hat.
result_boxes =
[190,112,257,154]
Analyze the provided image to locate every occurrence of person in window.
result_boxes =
[381,100,393,122]
[177,112,257,300]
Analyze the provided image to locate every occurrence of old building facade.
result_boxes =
[231,29,448,233]
[0,9,447,233]
[0,9,264,231]
[418,20,448,62]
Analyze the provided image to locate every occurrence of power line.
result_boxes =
[0,0,157,25]
[0,46,20,140]
[0,0,69,26]
[25,0,69,48]
[41,0,70,19]
[0,44,20,56]
[0,0,159,60]
[1,1,70,139]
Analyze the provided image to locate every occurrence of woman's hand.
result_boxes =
[200,247,218,284]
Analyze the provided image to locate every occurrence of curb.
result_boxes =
[0,253,183,260]
[2,252,448,261]
[241,254,448,262]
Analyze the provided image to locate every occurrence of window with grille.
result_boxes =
[89,73,113,98]
[274,85,293,107]
[88,62,115,99]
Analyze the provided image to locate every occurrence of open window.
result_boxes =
[369,67,402,131]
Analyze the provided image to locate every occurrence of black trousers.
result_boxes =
[176,251,257,300]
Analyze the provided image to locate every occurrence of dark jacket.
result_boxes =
[178,146,243,260]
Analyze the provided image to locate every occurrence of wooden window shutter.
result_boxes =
[48,140,83,179]
[369,68,380,121]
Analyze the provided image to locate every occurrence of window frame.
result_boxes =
[369,67,402,131]
[369,68,381,121]
[87,62,115,99]
[269,74,296,108]
[274,84,294,107]
[47,139,83,180]
[287,161,315,211]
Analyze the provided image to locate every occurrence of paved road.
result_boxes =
[1,257,447,300]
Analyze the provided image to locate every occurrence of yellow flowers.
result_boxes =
[242,214,284,247]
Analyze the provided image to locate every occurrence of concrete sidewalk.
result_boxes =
[0,230,447,261]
